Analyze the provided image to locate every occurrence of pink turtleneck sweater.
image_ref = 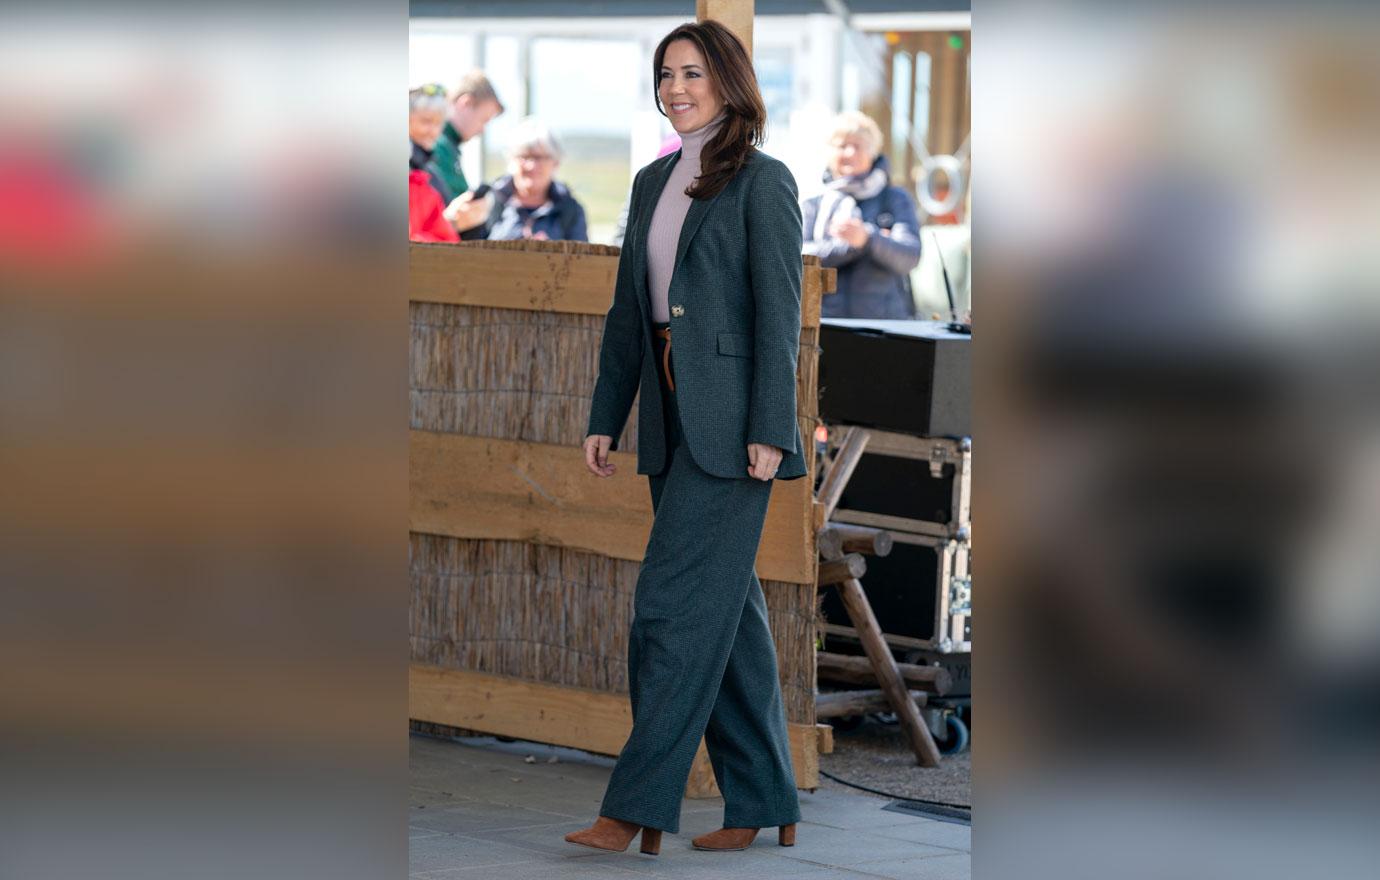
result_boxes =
[644,112,726,323]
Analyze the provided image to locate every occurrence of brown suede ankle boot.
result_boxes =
[564,816,662,855]
[692,822,797,851]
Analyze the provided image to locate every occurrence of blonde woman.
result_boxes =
[802,110,922,318]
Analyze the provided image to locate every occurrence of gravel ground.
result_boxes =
[817,714,972,808]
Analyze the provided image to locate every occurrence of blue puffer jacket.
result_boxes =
[801,155,921,318]
[480,174,589,242]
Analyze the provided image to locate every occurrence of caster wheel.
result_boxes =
[933,714,969,755]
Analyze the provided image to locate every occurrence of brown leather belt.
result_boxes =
[654,326,674,392]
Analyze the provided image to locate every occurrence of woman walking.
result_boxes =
[566,20,807,856]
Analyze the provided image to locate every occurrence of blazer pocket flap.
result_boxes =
[716,331,754,358]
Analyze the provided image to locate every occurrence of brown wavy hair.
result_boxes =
[652,20,767,200]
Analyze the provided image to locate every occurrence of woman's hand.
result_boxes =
[444,191,492,232]
[747,442,783,481]
[829,217,870,249]
[584,434,616,477]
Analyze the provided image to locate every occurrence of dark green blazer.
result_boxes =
[586,147,808,481]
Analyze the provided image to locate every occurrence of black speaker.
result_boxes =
[818,319,971,437]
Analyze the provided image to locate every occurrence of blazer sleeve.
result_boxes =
[585,170,645,450]
[745,159,804,455]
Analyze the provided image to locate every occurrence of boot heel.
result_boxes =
[778,823,796,846]
[639,827,662,855]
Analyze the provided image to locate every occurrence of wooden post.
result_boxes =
[697,0,754,56]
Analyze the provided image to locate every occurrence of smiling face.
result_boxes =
[509,146,557,199]
[828,132,876,179]
[409,107,445,151]
[658,39,725,134]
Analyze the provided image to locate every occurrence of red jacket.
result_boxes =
[409,169,458,243]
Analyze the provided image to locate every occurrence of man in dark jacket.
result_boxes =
[801,112,921,319]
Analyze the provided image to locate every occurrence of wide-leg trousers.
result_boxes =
[598,321,802,835]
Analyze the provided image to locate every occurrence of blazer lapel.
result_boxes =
[632,153,679,321]
[672,185,724,280]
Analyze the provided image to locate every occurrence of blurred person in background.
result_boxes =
[801,111,921,319]
[473,117,588,242]
[427,69,504,204]
[408,83,457,243]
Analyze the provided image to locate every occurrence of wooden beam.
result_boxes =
[697,0,753,57]
[410,431,818,585]
[827,523,894,557]
[817,427,870,522]
[817,651,952,695]
[410,663,820,791]
[816,526,844,561]
[818,553,867,587]
[820,622,936,652]
[411,242,827,329]
[410,244,618,315]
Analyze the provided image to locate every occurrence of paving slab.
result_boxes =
[410,733,970,880]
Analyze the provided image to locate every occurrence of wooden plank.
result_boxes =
[802,268,824,328]
[412,242,825,330]
[410,664,819,790]
[697,0,753,55]
[410,244,619,315]
[816,722,834,754]
[410,430,818,585]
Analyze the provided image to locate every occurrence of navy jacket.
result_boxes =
[802,162,922,319]
[586,148,807,481]
[480,175,589,242]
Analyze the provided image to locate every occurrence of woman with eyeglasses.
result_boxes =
[801,110,922,318]
[566,19,804,858]
[471,117,588,242]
